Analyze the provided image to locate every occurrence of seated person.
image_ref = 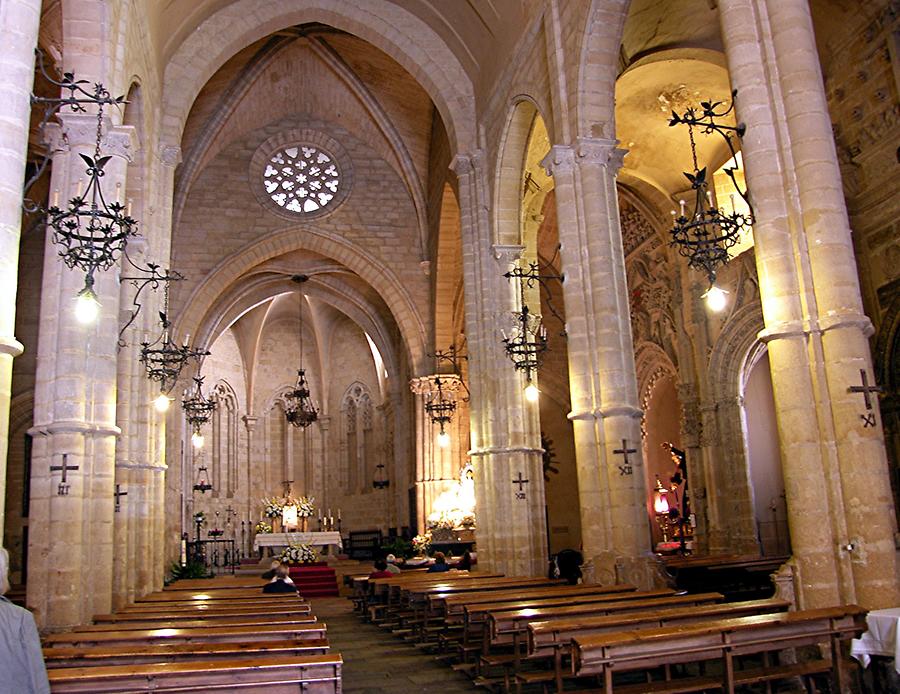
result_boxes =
[384,554,402,575]
[426,551,451,573]
[261,559,281,580]
[368,559,393,580]
[262,564,298,593]
[456,551,473,571]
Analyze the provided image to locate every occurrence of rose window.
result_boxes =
[263,145,341,214]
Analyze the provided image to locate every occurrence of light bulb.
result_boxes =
[74,281,100,324]
[191,431,205,449]
[437,431,451,448]
[524,382,540,402]
[153,393,171,413]
[703,285,728,313]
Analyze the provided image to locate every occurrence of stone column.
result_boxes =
[0,0,41,538]
[719,0,900,608]
[543,139,653,587]
[27,115,134,628]
[410,375,463,529]
[452,152,547,577]
[242,415,258,553]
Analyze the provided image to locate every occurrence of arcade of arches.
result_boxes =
[0,0,898,631]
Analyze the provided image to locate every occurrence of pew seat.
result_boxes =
[47,653,342,693]
[43,637,330,667]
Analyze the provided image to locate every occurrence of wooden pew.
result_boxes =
[123,595,302,609]
[163,576,269,590]
[94,603,312,622]
[43,621,327,648]
[110,597,308,615]
[519,598,789,692]
[570,605,866,694]
[43,637,330,668]
[70,613,318,632]
[48,653,342,693]
[135,588,299,602]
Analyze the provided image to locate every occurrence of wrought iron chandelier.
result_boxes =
[27,50,135,312]
[501,261,561,400]
[193,464,212,494]
[667,91,754,291]
[140,281,209,394]
[372,463,390,489]
[284,276,319,428]
[424,376,456,437]
[183,376,217,449]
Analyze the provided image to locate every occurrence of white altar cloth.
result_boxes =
[254,531,343,553]
[851,607,900,673]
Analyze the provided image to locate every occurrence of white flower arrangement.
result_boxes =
[262,497,283,518]
[411,531,432,555]
[255,520,273,534]
[278,543,317,565]
[296,496,315,518]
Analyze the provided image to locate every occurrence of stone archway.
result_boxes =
[160,0,476,154]
[173,226,428,374]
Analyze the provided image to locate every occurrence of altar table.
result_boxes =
[851,607,900,673]
[254,531,343,554]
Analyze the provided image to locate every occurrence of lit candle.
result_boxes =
[183,333,190,347]
[115,181,122,203]
[729,194,736,213]
[706,190,713,207]
[75,179,83,198]
[126,198,133,217]
[52,189,59,207]
[678,199,686,216]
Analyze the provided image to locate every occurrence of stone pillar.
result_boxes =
[410,375,464,529]
[316,415,330,514]
[242,415,258,552]
[719,0,900,608]
[0,0,41,537]
[452,152,547,577]
[27,115,134,628]
[543,139,652,587]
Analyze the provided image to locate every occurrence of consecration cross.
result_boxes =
[50,453,79,496]
[848,369,882,428]
[614,439,637,476]
[512,472,529,500]
[114,484,128,513]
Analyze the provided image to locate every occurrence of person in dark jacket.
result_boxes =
[426,552,451,572]
[262,564,298,593]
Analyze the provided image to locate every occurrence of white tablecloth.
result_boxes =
[851,607,900,673]
[253,531,343,553]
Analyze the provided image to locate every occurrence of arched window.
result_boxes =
[212,382,238,497]
[341,383,376,495]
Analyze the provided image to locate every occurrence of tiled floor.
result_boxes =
[311,597,477,693]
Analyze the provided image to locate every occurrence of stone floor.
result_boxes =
[311,597,477,693]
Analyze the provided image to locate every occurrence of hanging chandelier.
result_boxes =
[26,49,135,322]
[183,376,217,449]
[140,282,209,394]
[667,91,753,301]
[501,261,562,401]
[284,276,319,428]
[424,376,457,444]
[193,464,212,494]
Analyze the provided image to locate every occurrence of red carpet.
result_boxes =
[289,563,339,597]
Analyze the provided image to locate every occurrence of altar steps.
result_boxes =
[290,564,340,597]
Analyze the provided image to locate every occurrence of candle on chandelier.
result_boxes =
[52,189,59,207]
[337,508,341,520]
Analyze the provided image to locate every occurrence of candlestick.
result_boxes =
[52,189,59,207]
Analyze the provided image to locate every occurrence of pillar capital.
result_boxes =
[540,144,576,177]
[242,415,258,432]
[450,149,486,178]
[410,373,463,396]
[491,243,525,265]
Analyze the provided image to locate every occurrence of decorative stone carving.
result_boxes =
[620,199,657,258]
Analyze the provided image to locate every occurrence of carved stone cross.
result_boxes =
[50,454,79,496]
[114,484,128,513]
[512,471,529,500]
[614,439,638,476]
[848,369,882,410]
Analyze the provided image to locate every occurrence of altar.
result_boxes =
[254,531,343,554]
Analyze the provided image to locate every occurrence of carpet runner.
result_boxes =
[289,562,340,597]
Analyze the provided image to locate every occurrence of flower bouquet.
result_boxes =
[255,520,273,534]
[262,497,283,518]
[411,531,432,556]
[278,543,318,565]
[296,496,315,518]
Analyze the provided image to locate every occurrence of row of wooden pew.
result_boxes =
[40,575,342,692]
[349,569,866,693]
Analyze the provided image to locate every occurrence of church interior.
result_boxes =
[1,0,899,691]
